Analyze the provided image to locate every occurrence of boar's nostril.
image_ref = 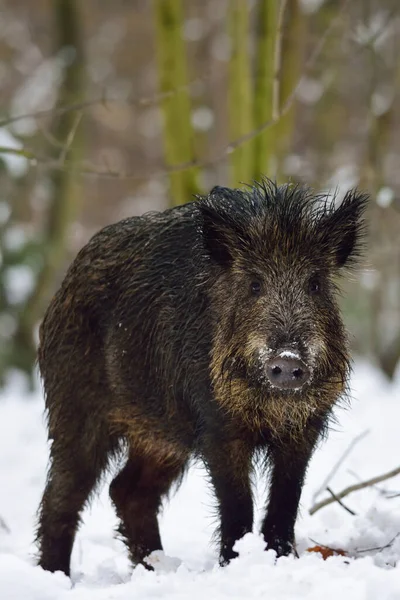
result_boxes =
[265,356,310,390]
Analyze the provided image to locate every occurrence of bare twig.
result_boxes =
[58,112,82,165]
[0,82,198,130]
[37,120,68,151]
[308,533,400,559]
[308,538,347,554]
[356,533,400,554]
[347,468,400,497]
[326,486,357,516]
[311,429,370,504]
[271,0,288,121]
[350,3,399,55]
[310,464,400,516]
[309,538,333,549]
[0,97,103,130]
[0,146,37,160]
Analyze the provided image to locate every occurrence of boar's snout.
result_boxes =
[265,350,311,390]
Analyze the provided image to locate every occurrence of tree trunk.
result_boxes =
[252,0,277,181]
[153,0,200,206]
[9,0,85,387]
[228,0,253,187]
[275,0,306,182]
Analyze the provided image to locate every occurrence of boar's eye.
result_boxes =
[250,280,262,295]
[308,276,321,295]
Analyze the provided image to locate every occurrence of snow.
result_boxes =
[376,187,394,209]
[0,129,29,177]
[3,265,35,305]
[1,362,400,599]
[277,350,301,360]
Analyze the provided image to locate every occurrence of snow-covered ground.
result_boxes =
[1,361,400,599]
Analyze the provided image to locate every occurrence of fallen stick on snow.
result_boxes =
[326,487,356,516]
[356,532,400,554]
[309,464,400,515]
[306,533,400,560]
[311,429,370,504]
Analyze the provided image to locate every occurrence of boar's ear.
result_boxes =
[200,187,244,266]
[324,189,369,268]
[201,204,235,266]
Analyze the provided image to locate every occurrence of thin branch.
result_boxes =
[347,468,400,497]
[272,0,288,122]
[356,533,400,554]
[310,464,400,516]
[308,534,400,559]
[309,538,338,549]
[0,96,107,129]
[0,146,37,161]
[58,112,82,165]
[0,80,202,130]
[350,3,399,55]
[308,538,347,555]
[37,119,68,150]
[326,486,357,515]
[311,429,370,504]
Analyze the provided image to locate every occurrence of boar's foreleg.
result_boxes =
[203,438,254,566]
[261,429,322,558]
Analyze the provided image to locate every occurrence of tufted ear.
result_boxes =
[201,204,235,266]
[200,187,246,267]
[322,189,369,268]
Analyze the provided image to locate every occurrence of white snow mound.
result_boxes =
[1,362,400,599]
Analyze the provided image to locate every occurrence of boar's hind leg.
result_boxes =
[261,434,319,558]
[109,450,187,568]
[203,439,253,566]
[37,425,113,576]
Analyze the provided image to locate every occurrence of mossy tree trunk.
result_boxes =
[228,0,253,187]
[153,0,200,206]
[313,0,346,187]
[361,101,397,379]
[274,0,307,182]
[8,0,85,387]
[252,0,277,181]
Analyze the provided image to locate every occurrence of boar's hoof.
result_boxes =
[219,547,239,567]
[265,537,297,559]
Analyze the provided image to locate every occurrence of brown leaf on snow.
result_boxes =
[306,545,348,560]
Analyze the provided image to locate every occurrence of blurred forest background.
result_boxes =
[0,0,399,389]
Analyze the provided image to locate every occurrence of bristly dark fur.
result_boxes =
[201,179,368,270]
[35,178,368,576]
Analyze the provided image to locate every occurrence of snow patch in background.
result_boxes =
[1,361,400,599]
[0,129,29,177]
